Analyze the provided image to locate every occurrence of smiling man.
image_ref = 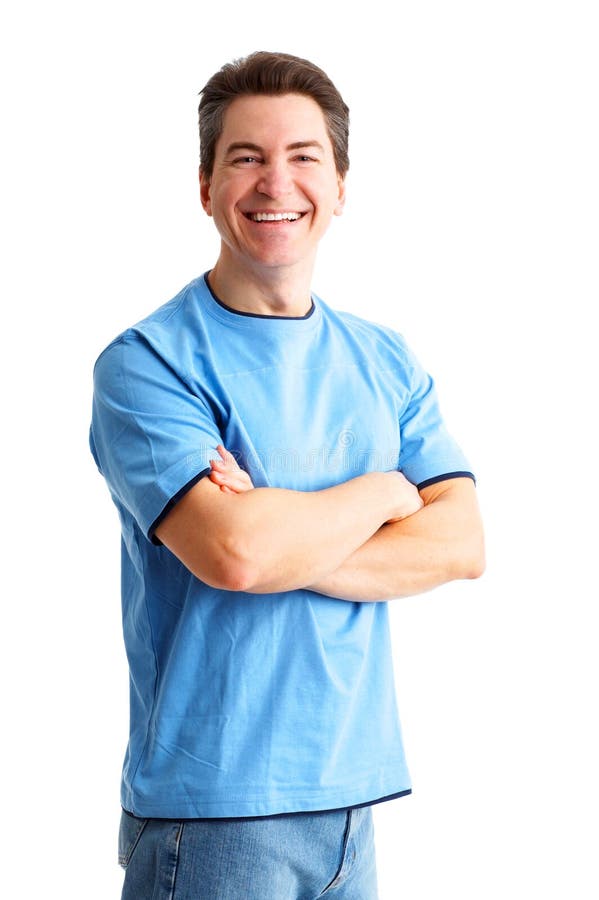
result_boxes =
[90,51,484,900]
[201,92,345,307]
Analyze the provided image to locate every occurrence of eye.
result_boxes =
[294,155,317,163]
[233,156,261,166]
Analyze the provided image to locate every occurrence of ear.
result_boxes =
[334,175,346,216]
[199,167,213,216]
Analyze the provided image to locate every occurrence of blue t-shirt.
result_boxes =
[90,274,473,818]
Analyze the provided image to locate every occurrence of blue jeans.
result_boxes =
[118,806,379,899]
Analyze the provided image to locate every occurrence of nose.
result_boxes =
[256,161,293,199]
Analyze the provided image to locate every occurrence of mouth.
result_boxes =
[243,211,307,223]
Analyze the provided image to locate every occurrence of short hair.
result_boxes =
[198,51,350,179]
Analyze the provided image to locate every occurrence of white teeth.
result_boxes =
[250,212,302,222]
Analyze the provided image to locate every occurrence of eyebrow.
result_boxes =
[224,140,325,156]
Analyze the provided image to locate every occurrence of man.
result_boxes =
[90,50,484,899]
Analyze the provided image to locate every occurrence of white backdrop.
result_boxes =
[2,1,597,897]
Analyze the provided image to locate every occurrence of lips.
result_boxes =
[243,211,307,222]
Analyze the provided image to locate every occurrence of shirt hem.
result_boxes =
[121,788,412,821]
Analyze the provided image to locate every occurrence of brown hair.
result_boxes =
[198,51,350,179]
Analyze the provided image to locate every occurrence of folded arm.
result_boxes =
[308,476,485,602]
[196,448,484,601]
[154,447,423,594]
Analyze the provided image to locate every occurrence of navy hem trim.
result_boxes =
[203,272,315,320]
[149,467,212,545]
[417,471,476,490]
[121,789,412,822]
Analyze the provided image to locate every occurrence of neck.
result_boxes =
[208,247,316,317]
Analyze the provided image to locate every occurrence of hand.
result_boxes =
[385,471,424,523]
[209,444,255,494]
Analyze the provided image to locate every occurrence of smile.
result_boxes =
[244,211,306,222]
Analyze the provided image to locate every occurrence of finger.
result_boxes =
[217,471,252,493]
[222,473,247,489]
[216,444,230,462]
[216,444,240,468]
[211,458,236,475]
[211,462,241,486]
[211,468,239,487]
[230,477,252,491]
[212,470,237,483]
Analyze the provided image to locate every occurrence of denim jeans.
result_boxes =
[118,805,379,899]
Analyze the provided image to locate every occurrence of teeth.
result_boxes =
[250,212,302,222]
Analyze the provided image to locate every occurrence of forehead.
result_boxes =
[217,93,334,154]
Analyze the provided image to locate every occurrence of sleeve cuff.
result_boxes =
[149,467,212,545]
[416,471,476,490]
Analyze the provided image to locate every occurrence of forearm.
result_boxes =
[158,469,408,594]
[229,473,400,593]
[308,479,485,602]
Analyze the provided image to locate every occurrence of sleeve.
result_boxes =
[397,344,475,490]
[89,334,223,543]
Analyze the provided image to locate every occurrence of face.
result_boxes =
[200,93,345,275]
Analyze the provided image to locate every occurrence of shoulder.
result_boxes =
[93,276,209,382]
[316,296,418,371]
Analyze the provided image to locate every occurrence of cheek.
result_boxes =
[210,189,233,222]
[214,182,247,217]
[314,176,344,211]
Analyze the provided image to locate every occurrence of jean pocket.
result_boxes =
[118,809,149,868]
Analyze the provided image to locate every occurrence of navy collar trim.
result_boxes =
[203,272,315,321]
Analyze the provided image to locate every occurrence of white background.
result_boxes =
[2,1,597,897]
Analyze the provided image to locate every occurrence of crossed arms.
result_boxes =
[155,446,485,602]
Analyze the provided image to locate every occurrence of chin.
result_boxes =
[248,252,304,270]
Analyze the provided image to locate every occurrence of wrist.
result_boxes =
[362,471,403,523]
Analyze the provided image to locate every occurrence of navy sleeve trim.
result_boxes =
[416,471,476,490]
[149,467,212,545]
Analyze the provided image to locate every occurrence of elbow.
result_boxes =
[210,532,261,593]
[464,552,486,581]
[458,535,486,581]
[169,542,257,592]
[200,560,258,593]
[184,520,275,593]
[447,528,485,583]
[220,568,258,593]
